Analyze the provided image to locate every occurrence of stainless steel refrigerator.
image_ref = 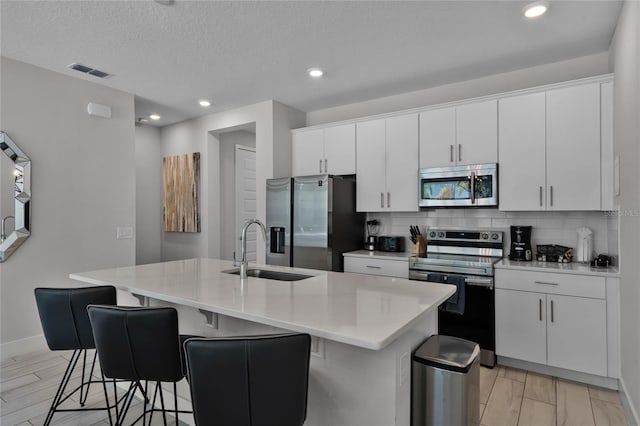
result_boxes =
[266,175,364,272]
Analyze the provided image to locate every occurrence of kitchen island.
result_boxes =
[71,258,455,426]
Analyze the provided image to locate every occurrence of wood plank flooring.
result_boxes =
[1,349,630,425]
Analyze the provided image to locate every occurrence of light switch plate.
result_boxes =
[117,227,133,240]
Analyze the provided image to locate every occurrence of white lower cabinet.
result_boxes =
[344,256,409,279]
[546,294,607,376]
[495,269,608,377]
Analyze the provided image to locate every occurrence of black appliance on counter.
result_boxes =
[509,225,532,261]
[409,229,503,367]
[377,236,405,252]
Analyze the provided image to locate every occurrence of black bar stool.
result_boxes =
[34,285,118,426]
[87,305,195,425]
[183,333,311,426]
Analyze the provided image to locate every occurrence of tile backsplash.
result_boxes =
[367,208,619,262]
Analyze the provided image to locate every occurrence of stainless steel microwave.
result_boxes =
[419,163,498,207]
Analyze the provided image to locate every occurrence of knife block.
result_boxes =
[411,235,427,256]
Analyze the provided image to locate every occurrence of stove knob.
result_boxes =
[481,233,489,240]
[429,231,436,239]
[438,232,445,238]
[491,233,500,240]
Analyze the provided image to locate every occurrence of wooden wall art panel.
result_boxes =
[163,152,201,232]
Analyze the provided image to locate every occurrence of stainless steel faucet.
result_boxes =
[240,218,267,279]
[1,215,14,242]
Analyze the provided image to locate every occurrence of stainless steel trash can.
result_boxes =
[411,335,480,426]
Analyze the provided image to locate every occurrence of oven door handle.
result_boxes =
[464,277,493,289]
[409,270,494,289]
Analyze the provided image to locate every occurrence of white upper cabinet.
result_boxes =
[498,92,547,211]
[356,114,419,212]
[292,123,356,176]
[499,82,604,211]
[420,100,497,168]
[292,129,324,176]
[546,83,601,211]
[386,114,419,211]
[323,124,356,175]
[356,119,387,212]
[419,107,456,167]
[456,100,498,165]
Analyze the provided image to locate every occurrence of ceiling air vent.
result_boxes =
[67,63,111,78]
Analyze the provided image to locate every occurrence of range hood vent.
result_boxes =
[67,63,111,78]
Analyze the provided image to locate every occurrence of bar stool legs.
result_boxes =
[43,349,115,426]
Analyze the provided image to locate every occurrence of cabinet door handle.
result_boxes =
[319,159,322,174]
[534,280,558,286]
[450,145,454,162]
[366,265,381,269]
[387,192,391,208]
[550,300,555,323]
[380,192,384,208]
[539,186,543,207]
[324,158,328,173]
[539,298,542,321]
[458,144,462,162]
[549,185,554,207]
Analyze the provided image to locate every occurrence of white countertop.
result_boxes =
[496,259,620,277]
[70,258,455,351]
[343,250,411,261]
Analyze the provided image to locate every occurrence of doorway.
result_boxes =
[218,129,256,261]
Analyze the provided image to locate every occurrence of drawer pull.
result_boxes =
[534,281,559,286]
[366,265,381,269]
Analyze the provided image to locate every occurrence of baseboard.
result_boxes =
[498,356,618,389]
[620,377,640,426]
[0,334,47,361]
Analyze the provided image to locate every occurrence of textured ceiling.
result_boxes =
[1,0,622,127]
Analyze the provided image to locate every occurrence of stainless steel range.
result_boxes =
[409,229,503,367]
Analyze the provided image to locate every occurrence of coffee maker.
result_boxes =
[509,226,532,261]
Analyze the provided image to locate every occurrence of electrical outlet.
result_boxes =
[117,226,133,240]
[310,336,325,359]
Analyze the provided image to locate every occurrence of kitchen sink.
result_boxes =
[222,268,313,281]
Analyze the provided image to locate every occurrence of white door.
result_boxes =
[323,123,356,175]
[546,83,601,210]
[498,92,547,211]
[292,129,324,176]
[419,107,456,168]
[546,295,607,376]
[456,99,498,166]
[235,145,257,262]
[356,119,387,212]
[495,289,547,365]
[385,113,419,212]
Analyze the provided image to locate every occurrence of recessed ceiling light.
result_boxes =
[307,68,325,78]
[523,1,549,18]
[199,100,211,107]
[149,114,161,121]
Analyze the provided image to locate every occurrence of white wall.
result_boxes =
[135,124,162,265]
[609,1,640,423]
[0,57,136,352]
[219,130,256,261]
[159,101,304,263]
[307,52,610,126]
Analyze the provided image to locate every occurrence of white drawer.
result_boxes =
[495,269,605,299]
[344,257,409,278]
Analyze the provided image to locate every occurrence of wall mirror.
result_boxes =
[0,131,31,262]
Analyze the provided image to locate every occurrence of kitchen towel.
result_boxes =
[428,273,466,315]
